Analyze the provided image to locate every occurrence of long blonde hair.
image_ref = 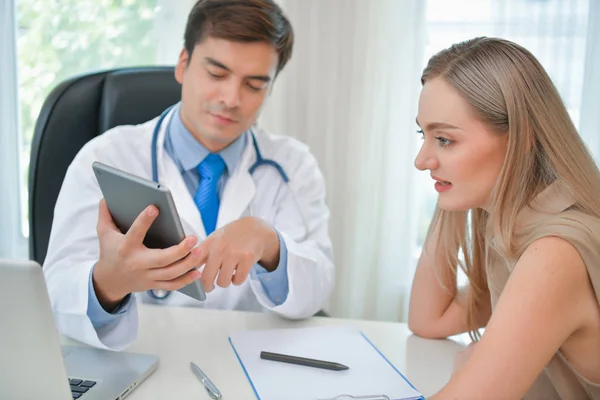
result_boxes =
[421,37,600,340]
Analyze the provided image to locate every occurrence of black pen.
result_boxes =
[260,351,349,371]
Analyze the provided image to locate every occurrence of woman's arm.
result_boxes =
[408,221,491,339]
[430,236,590,399]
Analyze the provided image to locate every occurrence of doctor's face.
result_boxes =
[414,77,508,211]
[175,37,278,152]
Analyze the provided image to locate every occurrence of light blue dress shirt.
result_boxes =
[87,103,289,329]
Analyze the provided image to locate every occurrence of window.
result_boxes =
[15,0,162,239]
[1,0,193,258]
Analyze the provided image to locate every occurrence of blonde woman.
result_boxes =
[409,37,600,399]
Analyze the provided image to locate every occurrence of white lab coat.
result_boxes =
[43,108,334,350]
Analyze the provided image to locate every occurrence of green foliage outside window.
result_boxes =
[17,0,159,151]
[15,0,159,233]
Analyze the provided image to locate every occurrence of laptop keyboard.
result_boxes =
[69,378,97,399]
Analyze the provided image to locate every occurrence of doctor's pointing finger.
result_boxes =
[196,216,282,292]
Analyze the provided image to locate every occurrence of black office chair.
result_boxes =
[28,66,181,264]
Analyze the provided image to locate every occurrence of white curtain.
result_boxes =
[260,0,426,321]
[580,0,600,159]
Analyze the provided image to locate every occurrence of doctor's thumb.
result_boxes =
[97,198,119,234]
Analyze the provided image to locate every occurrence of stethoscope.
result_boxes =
[148,105,309,300]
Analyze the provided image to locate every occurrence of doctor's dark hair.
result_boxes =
[184,0,294,75]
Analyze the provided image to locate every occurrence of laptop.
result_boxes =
[0,259,159,399]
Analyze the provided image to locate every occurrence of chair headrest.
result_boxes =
[100,67,181,133]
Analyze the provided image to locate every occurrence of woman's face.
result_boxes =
[414,77,508,211]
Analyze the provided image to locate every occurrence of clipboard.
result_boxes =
[228,325,424,400]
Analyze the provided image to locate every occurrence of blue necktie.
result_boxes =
[194,154,226,235]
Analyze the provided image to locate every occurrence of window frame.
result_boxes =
[0,0,28,259]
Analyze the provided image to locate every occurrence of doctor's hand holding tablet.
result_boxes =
[92,161,282,311]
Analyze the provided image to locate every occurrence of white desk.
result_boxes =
[117,305,466,399]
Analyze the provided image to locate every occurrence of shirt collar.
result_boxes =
[516,180,575,228]
[167,102,247,174]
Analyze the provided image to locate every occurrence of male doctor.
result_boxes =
[43,0,334,350]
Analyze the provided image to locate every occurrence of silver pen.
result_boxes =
[190,361,223,399]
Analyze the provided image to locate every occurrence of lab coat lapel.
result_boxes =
[216,137,256,229]
[165,163,207,239]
